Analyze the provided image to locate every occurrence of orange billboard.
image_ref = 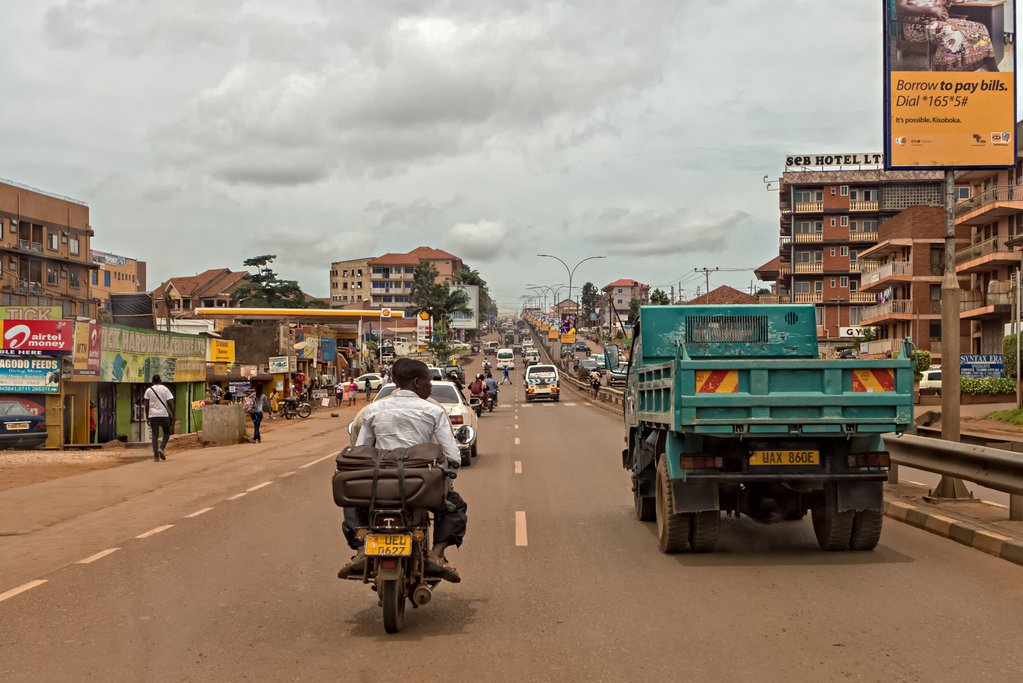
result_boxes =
[884,1,1015,169]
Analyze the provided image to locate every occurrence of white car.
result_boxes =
[354,373,385,391]
[496,348,515,370]
[372,381,480,467]
[919,367,942,396]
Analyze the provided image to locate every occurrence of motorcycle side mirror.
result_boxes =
[603,344,620,370]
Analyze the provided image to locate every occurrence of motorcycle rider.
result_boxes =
[469,373,487,410]
[339,358,467,583]
[483,371,499,408]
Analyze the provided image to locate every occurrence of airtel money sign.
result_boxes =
[2,320,74,355]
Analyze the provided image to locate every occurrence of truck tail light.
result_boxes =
[450,415,464,425]
[681,456,723,470]
[847,453,890,468]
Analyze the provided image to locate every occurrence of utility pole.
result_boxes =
[670,285,675,304]
[694,267,718,295]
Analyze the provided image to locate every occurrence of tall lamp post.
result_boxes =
[526,283,564,313]
[537,254,606,319]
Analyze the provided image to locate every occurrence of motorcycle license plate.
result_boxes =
[365,533,412,557]
[749,450,819,466]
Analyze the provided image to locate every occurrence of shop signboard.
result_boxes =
[208,339,236,364]
[72,322,102,377]
[0,357,60,393]
[240,365,257,379]
[99,325,206,383]
[0,305,64,321]
[417,312,432,345]
[883,0,1017,169]
[960,354,1006,378]
[300,336,319,361]
[450,285,480,330]
[320,337,337,362]
[2,320,74,356]
[268,356,290,373]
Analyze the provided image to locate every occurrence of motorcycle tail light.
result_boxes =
[847,453,890,468]
[412,530,426,542]
[372,512,404,529]
[450,415,464,425]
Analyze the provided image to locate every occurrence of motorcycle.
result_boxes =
[469,395,483,418]
[278,397,312,419]
[484,392,496,411]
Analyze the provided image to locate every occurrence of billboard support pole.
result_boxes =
[932,168,973,501]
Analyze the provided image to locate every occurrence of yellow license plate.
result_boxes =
[365,533,412,557]
[6,422,29,431]
[749,450,820,466]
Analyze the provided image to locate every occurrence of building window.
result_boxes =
[91,270,98,286]
[104,271,111,287]
[182,298,191,308]
[830,278,837,288]
[617,288,623,294]
[840,216,849,227]
[794,189,824,203]
[814,281,823,294]
[929,321,941,340]
[850,279,858,293]
[69,236,80,255]
[830,248,836,257]
[957,186,971,200]
[203,299,214,307]
[70,270,80,289]
[815,306,824,325]
[840,185,849,196]
[48,267,58,286]
[795,281,812,294]
[862,219,878,232]
[840,246,849,257]
[831,186,836,196]
[830,217,836,227]
[840,276,849,287]
[617,299,624,305]
[48,232,58,251]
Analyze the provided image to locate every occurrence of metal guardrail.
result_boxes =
[883,433,1023,520]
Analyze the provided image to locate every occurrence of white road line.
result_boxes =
[515,511,528,546]
[136,524,174,539]
[247,481,273,492]
[76,548,121,564]
[905,480,926,486]
[0,580,47,603]
[983,500,1009,509]
[514,437,520,445]
[279,471,296,478]
[514,461,523,474]
[514,424,520,430]
[300,451,339,469]
[184,507,214,518]
[227,492,249,501]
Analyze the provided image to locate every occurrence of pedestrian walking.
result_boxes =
[143,374,175,462]
[250,389,270,443]
[335,380,345,407]
[348,379,357,406]
[364,378,373,402]
[501,365,511,385]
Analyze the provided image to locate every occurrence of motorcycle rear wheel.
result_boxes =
[381,579,406,634]
[297,403,312,418]
[283,409,294,420]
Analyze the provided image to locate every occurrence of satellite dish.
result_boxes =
[293,342,307,350]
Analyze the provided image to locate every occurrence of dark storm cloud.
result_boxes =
[585,208,749,257]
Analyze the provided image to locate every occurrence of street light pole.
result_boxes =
[538,254,606,320]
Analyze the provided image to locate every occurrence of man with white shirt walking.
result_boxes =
[143,374,175,462]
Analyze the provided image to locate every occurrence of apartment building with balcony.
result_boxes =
[0,179,98,318]
[954,133,1023,353]
[756,164,944,352]
[366,246,462,310]
[855,206,969,361]
[329,257,371,306]
[602,279,651,310]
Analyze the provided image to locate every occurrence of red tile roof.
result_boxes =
[754,256,781,276]
[602,279,649,291]
[369,247,460,266]
[685,285,759,306]
[156,268,249,298]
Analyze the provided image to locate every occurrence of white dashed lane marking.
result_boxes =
[136,525,174,539]
[247,481,273,492]
[515,511,528,547]
[514,461,523,474]
[184,507,214,518]
[0,580,47,603]
[76,548,121,564]
[227,492,248,501]
[300,452,339,469]
[514,437,520,446]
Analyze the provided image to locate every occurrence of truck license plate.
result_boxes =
[365,533,412,557]
[749,450,819,466]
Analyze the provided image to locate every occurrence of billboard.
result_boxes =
[450,285,480,330]
[884,0,1016,169]
[72,322,102,377]
[208,339,236,364]
[960,353,1006,378]
[268,356,290,373]
[2,320,74,356]
[99,325,207,383]
[0,357,60,393]
[559,313,578,344]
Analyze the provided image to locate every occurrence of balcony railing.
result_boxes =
[849,261,863,272]
[960,289,1014,312]
[794,233,823,243]
[861,299,911,320]
[849,292,877,303]
[794,262,823,274]
[955,184,1023,219]
[794,293,823,304]
[848,231,879,242]
[865,260,912,283]
[779,236,792,250]
[954,236,1011,265]
[757,294,782,304]
[849,200,879,212]
[17,239,43,254]
[778,263,791,275]
[794,201,824,213]
[13,279,44,295]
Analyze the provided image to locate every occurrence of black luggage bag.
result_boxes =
[332,444,449,512]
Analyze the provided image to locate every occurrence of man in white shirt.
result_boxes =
[339,359,466,583]
[143,374,175,462]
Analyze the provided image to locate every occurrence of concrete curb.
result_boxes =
[884,499,1023,567]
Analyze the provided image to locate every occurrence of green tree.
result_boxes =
[628,298,642,324]
[460,263,498,322]
[409,261,470,353]
[649,288,670,305]
[232,255,321,308]
[580,282,600,323]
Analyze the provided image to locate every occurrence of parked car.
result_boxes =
[0,400,47,450]
[354,373,385,391]
[919,368,942,396]
[373,381,479,466]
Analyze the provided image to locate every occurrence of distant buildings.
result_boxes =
[603,279,650,310]
[90,250,147,308]
[686,285,758,306]
[152,268,249,318]
[331,247,463,311]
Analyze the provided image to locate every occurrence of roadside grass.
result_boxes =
[987,408,1023,426]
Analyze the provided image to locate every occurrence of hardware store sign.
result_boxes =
[100,326,207,383]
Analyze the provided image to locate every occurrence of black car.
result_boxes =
[0,400,47,449]
[574,341,590,355]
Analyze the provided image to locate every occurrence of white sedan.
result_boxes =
[354,373,385,391]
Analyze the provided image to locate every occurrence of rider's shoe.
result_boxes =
[425,553,461,583]
[337,550,367,579]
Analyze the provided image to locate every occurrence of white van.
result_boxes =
[524,364,560,402]
[496,348,515,370]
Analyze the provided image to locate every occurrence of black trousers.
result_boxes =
[342,490,468,551]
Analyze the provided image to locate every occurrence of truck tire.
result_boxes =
[811,485,854,551]
[634,486,656,522]
[688,510,720,553]
[849,509,883,551]
[655,457,690,553]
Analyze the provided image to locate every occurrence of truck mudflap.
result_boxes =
[835,479,883,512]
[670,480,719,514]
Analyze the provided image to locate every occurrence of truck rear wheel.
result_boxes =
[634,485,655,522]
[849,509,884,551]
[688,510,720,553]
[811,485,854,551]
[655,457,690,553]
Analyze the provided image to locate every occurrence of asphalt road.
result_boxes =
[1,355,1022,682]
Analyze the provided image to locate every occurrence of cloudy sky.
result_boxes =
[2,1,1017,310]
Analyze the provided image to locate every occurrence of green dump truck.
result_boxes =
[609,304,913,553]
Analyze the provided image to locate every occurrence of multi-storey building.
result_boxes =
[953,134,1023,353]
[855,205,969,361]
[153,268,249,318]
[602,279,650,310]
[0,179,97,318]
[329,257,371,306]
[90,250,147,307]
[366,247,462,310]
[755,160,944,352]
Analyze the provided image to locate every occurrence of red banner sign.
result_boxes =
[2,320,74,355]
